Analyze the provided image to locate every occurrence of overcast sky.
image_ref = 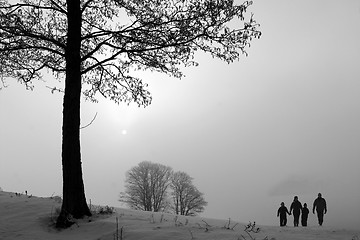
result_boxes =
[1,0,360,230]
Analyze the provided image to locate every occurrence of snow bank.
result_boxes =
[0,191,359,240]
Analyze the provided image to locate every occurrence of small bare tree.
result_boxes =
[171,171,207,216]
[120,161,172,212]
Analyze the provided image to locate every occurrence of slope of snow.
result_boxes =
[0,191,359,240]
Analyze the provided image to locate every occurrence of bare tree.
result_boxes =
[120,161,172,212]
[171,171,207,216]
[0,0,260,227]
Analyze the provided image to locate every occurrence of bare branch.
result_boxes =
[49,0,67,14]
[80,112,98,129]
[46,85,64,94]
[0,2,66,15]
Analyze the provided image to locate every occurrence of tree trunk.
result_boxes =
[56,0,91,228]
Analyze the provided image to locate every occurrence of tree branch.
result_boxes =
[80,112,98,129]
[0,2,66,15]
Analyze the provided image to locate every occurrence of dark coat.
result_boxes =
[302,207,309,219]
[290,200,302,215]
[313,197,327,213]
[278,206,290,217]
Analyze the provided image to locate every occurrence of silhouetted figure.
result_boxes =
[290,196,302,227]
[277,202,290,227]
[313,193,327,226]
[301,203,309,226]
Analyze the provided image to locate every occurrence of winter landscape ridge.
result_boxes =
[0,191,359,240]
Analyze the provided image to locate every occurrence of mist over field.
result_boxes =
[1,0,360,232]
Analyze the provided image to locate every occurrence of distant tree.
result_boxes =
[120,161,172,212]
[0,0,260,227]
[170,171,207,216]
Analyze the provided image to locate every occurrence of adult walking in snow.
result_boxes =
[313,193,327,226]
[290,196,302,227]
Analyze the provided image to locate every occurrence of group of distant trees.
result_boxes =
[119,161,207,216]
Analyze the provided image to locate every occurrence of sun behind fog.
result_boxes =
[121,130,127,135]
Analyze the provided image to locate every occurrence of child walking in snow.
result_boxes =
[277,202,291,227]
[301,203,310,226]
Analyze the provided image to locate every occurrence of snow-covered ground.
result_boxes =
[0,191,359,240]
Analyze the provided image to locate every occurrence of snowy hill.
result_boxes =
[0,191,358,240]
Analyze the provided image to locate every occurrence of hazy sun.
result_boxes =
[121,130,127,135]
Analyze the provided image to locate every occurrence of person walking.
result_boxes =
[290,196,302,227]
[313,193,327,226]
[301,203,310,226]
[277,202,291,227]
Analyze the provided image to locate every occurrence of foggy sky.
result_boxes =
[1,0,360,230]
